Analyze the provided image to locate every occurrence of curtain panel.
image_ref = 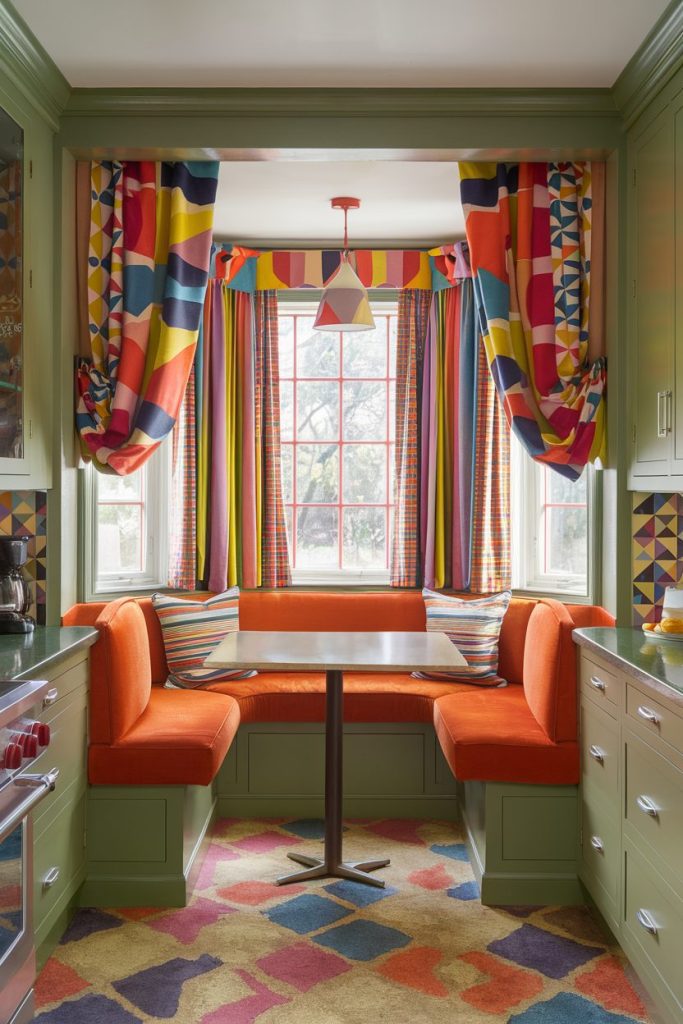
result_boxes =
[459,161,606,481]
[75,160,219,476]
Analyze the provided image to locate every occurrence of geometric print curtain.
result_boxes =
[76,160,219,476]
[459,161,606,481]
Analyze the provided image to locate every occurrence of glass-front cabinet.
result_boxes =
[0,106,24,468]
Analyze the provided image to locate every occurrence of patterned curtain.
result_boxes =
[391,289,431,587]
[421,284,511,592]
[168,372,197,589]
[459,161,606,481]
[76,160,219,475]
[255,291,291,587]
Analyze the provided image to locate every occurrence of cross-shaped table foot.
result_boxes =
[276,851,390,888]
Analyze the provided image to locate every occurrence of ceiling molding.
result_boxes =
[62,87,619,120]
[612,0,683,127]
[0,1,71,130]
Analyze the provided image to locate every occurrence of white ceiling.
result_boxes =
[13,0,669,89]
[214,161,463,245]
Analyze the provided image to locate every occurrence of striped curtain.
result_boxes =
[459,161,606,481]
[168,372,197,589]
[421,284,511,592]
[76,160,219,475]
[255,291,291,587]
[391,289,431,586]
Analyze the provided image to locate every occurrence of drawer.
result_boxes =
[625,731,683,881]
[38,655,88,723]
[626,684,683,757]
[624,842,683,1015]
[30,687,88,829]
[33,795,86,934]
[580,653,620,711]
[580,796,620,912]
[580,699,619,798]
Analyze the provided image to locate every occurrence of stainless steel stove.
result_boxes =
[0,678,58,1024]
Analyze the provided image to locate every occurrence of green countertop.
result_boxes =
[573,626,683,703]
[0,626,98,681]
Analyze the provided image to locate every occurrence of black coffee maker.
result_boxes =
[0,536,35,633]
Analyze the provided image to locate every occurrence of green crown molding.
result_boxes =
[62,86,618,120]
[612,0,683,127]
[0,0,70,129]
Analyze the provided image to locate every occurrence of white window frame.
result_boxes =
[278,295,398,587]
[83,442,171,600]
[510,434,593,601]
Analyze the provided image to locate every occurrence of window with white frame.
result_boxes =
[510,433,590,598]
[87,441,170,596]
[278,300,398,584]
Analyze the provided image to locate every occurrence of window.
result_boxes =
[510,433,591,598]
[278,300,398,583]
[86,442,170,597]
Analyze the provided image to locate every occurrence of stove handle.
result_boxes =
[0,767,59,842]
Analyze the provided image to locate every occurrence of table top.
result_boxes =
[204,630,466,673]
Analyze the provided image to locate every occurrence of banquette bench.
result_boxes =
[64,591,613,906]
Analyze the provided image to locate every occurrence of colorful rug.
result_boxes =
[36,819,653,1023]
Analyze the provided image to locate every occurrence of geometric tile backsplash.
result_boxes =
[632,492,683,627]
[0,489,47,625]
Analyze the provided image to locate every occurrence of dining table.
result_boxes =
[205,629,466,887]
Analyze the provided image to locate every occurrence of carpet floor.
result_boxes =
[35,818,654,1024]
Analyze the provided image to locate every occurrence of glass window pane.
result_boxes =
[343,325,387,378]
[98,470,142,501]
[279,315,294,378]
[296,444,339,503]
[297,380,339,441]
[297,507,338,567]
[296,317,339,377]
[343,508,386,569]
[388,383,396,443]
[547,465,587,505]
[279,381,294,442]
[97,504,143,573]
[546,506,587,576]
[343,445,386,504]
[343,381,387,441]
[280,444,293,504]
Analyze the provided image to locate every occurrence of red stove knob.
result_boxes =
[23,735,38,758]
[31,722,50,746]
[3,743,22,770]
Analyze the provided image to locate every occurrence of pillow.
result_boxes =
[413,589,512,685]
[152,589,257,689]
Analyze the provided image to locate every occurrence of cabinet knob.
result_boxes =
[636,794,659,819]
[636,908,658,936]
[636,705,660,726]
[42,688,58,709]
[42,867,60,890]
[590,676,606,692]
[590,835,604,853]
[588,744,605,764]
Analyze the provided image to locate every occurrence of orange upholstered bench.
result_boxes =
[63,591,613,789]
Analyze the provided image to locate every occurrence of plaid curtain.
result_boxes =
[390,289,431,587]
[168,372,197,589]
[255,291,291,587]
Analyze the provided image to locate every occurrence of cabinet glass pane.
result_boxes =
[0,107,23,459]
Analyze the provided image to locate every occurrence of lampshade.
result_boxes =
[313,256,376,332]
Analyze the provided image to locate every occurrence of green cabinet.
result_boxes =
[628,70,683,489]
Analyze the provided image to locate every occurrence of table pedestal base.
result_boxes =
[275,669,390,888]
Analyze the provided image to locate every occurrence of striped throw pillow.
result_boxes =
[152,589,256,688]
[413,589,512,685]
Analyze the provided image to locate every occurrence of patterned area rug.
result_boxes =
[36,819,653,1024]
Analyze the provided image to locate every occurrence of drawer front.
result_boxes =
[626,684,683,756]
[625,731,683,879]
[30,688,88,829]
[580,796,620,910]
[33,796,86,933]
[624,843,683,1014]
[38,656,88,723]
[580,653,620,710]
[580,700,619,797]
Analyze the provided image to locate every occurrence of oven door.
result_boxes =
[0,816,33,1024]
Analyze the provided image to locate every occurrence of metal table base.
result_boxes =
[276,669,389,888]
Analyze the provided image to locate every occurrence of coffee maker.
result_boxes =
[0,536,35,633]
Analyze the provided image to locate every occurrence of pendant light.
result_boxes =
[313,197,375,332]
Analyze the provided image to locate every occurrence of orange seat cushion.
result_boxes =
[88,687,240,786]
[433,687,579,785]
[204,671,480,724]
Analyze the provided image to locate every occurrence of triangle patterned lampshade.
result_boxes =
[313,256,375,332]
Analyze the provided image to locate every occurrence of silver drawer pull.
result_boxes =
[636,795,659,818]
[589,744,605,764]
[42,867,60,889]
[42,688,59,708]
[636,908,658,936]
[590,835,604,853]
[637,705,660,726]
[590,675,606,692]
